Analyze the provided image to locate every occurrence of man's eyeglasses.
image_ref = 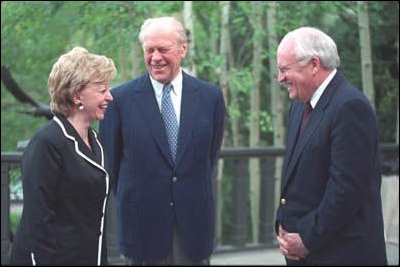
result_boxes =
[276,58,309,75]
[276,60,301,75]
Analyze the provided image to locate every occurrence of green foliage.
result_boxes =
[368,1,399,141]
[1,86,48,151]
[9,164,23,236]
[1,1,398,151]
[10,211,22,236]
[259,111,273,134]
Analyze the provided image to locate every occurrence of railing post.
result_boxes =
[1,162,11,265]
[212,160,221,246]
[259,156,276,244]
[231,158,248,247]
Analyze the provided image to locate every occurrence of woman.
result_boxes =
[10,47,117,266]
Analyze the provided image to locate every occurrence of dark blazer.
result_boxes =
[99,72,225,261]
[275,71,387,265]
[10,115,109,266]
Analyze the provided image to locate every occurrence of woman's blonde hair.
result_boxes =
[48,46,117,116]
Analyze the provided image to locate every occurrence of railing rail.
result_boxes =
[1,143,398,265]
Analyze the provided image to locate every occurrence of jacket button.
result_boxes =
[280,198,286,205]
[172,177,178,182]
[170,202,174,207]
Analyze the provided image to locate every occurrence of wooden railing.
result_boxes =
[1,144,398,265]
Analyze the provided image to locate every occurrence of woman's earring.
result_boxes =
[77,102,84,110]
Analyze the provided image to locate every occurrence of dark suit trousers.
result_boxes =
[124,220,210,266]
[286,258,307,266]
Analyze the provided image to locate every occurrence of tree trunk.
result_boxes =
[357,1,375,109]
[397,25,399,143]
[183,1,197,76]
[131,41,142,78]
[267,2,284,213]
[215,0,230,245]
[249,1,264,244]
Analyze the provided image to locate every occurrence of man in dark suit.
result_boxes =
[99,17,225,265]
[275,27,387,265]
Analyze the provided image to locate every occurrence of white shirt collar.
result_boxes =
[149,69,183,125]
[150,69,183,96]
[310,68,337,108]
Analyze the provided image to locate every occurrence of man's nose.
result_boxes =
[277,71,285,83]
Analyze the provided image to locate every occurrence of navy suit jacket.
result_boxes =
[99,72,225,261]
[275,71,387,265]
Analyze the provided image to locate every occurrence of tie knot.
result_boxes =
[163,82,173,93]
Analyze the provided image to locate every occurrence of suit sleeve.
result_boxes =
[297,97,379,252]
[210,88,226,168]
[22,135,62,264]
[99,95,122,194]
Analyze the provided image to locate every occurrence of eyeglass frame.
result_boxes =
[276,57,311,75]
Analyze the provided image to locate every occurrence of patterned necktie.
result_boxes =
[161,82,179,162]
[300,101,313,133]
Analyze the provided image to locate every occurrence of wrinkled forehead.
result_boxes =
[142,27,176,44]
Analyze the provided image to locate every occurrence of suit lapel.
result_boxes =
[133,75,175,167]
[282,103,303,180]
[282,108,323,192]
[175,74,199,167]
[282,72,342,192]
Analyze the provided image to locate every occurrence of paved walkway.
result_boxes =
[210,243,399,265]
[211,247,285,265]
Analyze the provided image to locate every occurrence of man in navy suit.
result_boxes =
[275,27,387,265]
[99,17,225,265]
